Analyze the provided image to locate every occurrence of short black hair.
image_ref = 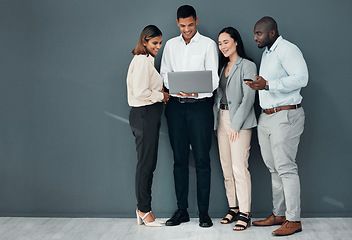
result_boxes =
[256,16,278,32]
[177,5,197,20]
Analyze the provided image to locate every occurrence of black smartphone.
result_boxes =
[243,79,253,82]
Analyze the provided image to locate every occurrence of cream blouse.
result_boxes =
[126,54,164,107]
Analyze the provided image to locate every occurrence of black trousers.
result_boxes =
[165,98,214,213]
[129,102,163,212]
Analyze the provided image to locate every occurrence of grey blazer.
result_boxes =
[213,57,257,132]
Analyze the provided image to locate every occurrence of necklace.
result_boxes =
[225,61,235,75]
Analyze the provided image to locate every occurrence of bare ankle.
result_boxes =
[138,210,155,223]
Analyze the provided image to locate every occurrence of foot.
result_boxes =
[136,209,162,227]
[272,220,302,236]
[137,209,155,224]
[221,207,239,224]
[165,209,190,226]
[252,213,286,226]
[199,212,213,228]
[233,212,251,231]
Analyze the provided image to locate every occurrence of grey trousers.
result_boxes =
[258,107,305,221]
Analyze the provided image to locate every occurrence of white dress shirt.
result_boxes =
[160,31,219,99]
[259,36,308,109]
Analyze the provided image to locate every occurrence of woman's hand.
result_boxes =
[230,128,239,142]
[161,89,170,104]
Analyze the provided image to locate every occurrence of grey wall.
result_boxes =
[1,0,351,218]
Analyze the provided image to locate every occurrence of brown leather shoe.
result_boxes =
[272,220,302,236]
[252,213,286,226]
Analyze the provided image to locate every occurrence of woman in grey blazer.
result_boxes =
[214,27,257,231]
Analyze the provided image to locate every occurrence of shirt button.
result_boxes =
[228,101,232,104]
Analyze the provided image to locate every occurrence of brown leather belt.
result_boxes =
[264,104,301,114]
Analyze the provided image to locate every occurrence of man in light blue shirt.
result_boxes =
[246,16,308,237]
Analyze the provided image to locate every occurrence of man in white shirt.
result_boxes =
[246,16,308,236]
[160,5,219,228]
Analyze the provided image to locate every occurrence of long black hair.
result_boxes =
[218,27,253,74]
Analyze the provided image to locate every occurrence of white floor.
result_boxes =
[0,217,351,240]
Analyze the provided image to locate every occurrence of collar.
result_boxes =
[234,56,243,65]
[141,54,155,65]
[265,35,283,53]
[220,56,243,77]
[229,56,243,76]
[147,54,155,63]
[178,31,200,44]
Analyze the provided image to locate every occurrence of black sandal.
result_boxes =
[221,207,239,224]
[233,212,251,231]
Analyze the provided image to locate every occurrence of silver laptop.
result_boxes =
[168,70,213,94]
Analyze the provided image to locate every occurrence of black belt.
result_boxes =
[170,96,209,104]
[220,103,229,110]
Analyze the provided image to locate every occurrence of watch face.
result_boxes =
[264,85,269,90]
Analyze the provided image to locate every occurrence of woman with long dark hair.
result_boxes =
[126,25,169,227]
[213,27,257,231]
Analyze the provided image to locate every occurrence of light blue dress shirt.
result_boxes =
[259,36,308,109]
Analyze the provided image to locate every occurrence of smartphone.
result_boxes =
[243,79,253,82]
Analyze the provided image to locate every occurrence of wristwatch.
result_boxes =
[264,81,269,90]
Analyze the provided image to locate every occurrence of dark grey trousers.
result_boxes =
[129,102,163,212]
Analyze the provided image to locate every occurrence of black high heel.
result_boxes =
[221,207,239,224]
[233,212,251,231]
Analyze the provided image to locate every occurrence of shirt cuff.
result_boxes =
[267,79,279,92]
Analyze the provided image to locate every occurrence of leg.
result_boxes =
[165,100,190,210]
[217,110,238,208]
[258,113,286,217]
[230,128,252,230]
[187,99,213,213]
[129,103,163,213]
[231,128,252,213]
[217,110,240,223]
[270,108,305,221]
